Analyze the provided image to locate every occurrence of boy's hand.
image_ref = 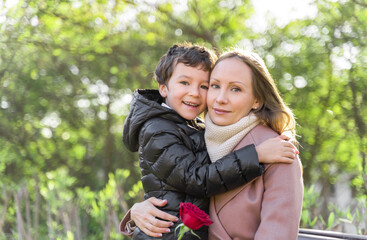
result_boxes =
[131,197,178,237]
[255,135,299,164]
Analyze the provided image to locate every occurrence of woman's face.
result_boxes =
[207,57,259,126]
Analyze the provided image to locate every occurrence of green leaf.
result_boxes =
[327,212,335,229]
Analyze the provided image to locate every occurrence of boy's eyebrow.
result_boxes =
[177,75,209,82]
[176,74,191,79]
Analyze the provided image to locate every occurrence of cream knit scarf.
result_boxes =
[205,113,260,162]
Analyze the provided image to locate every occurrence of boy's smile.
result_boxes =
[159,63,209,120]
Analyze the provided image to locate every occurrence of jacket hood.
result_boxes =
[122,89,185,152]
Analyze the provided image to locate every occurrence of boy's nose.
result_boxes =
[189,86,200,97]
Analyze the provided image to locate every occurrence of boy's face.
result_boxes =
[159,63,209,120]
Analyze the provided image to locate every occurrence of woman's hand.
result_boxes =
[131,197,178,238]
[255,135,299,164]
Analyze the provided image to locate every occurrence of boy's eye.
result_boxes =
[201,85,209,90]
[180,81,189,85]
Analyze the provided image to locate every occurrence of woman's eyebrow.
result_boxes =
[210,78,246,86]
[209,78,220,82]
[230,81,246,86]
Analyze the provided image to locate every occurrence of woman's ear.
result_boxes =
[158,83,167,98]
[253,99,261,110]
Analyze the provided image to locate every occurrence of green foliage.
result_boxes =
[255,0,367,200]
[1,0,366,238]
[301,185,319,228]
[301,185,366,234]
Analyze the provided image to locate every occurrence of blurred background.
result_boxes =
[0,0,366,239]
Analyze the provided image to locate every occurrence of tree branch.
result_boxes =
[351,0,367,8]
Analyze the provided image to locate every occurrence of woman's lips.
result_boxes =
[213,108,230,115]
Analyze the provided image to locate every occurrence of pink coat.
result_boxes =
[208,124,304,240]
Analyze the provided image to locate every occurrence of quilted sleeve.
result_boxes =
[139,119,263,197]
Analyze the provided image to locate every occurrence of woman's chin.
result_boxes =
[209,116,232,126]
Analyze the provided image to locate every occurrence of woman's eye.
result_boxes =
[232,87,241,92]
[210,84,219,89]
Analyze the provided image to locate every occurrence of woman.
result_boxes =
[205,50,303,239]
[122,49,303,239]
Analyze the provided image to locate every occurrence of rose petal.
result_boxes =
[179,202,213,230]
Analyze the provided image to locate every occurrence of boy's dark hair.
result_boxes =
[154,43,217,85]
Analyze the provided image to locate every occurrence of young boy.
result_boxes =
[121,43,295,239]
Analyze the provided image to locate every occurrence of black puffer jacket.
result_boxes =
[123,89,264,240]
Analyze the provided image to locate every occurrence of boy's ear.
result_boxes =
[158,83,167,98]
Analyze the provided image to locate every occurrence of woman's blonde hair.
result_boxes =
[214,49,296,137]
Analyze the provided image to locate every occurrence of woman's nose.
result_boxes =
[215,90,227,104]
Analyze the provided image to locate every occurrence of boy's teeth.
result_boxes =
[184,102,198,107]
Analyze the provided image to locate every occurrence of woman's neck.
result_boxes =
[204,113,259,162]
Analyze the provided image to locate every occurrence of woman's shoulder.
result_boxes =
[236,124,278,148]
[251,124,278,142]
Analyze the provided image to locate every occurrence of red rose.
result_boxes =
[175,202,213,240]
[179,202,213,230]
